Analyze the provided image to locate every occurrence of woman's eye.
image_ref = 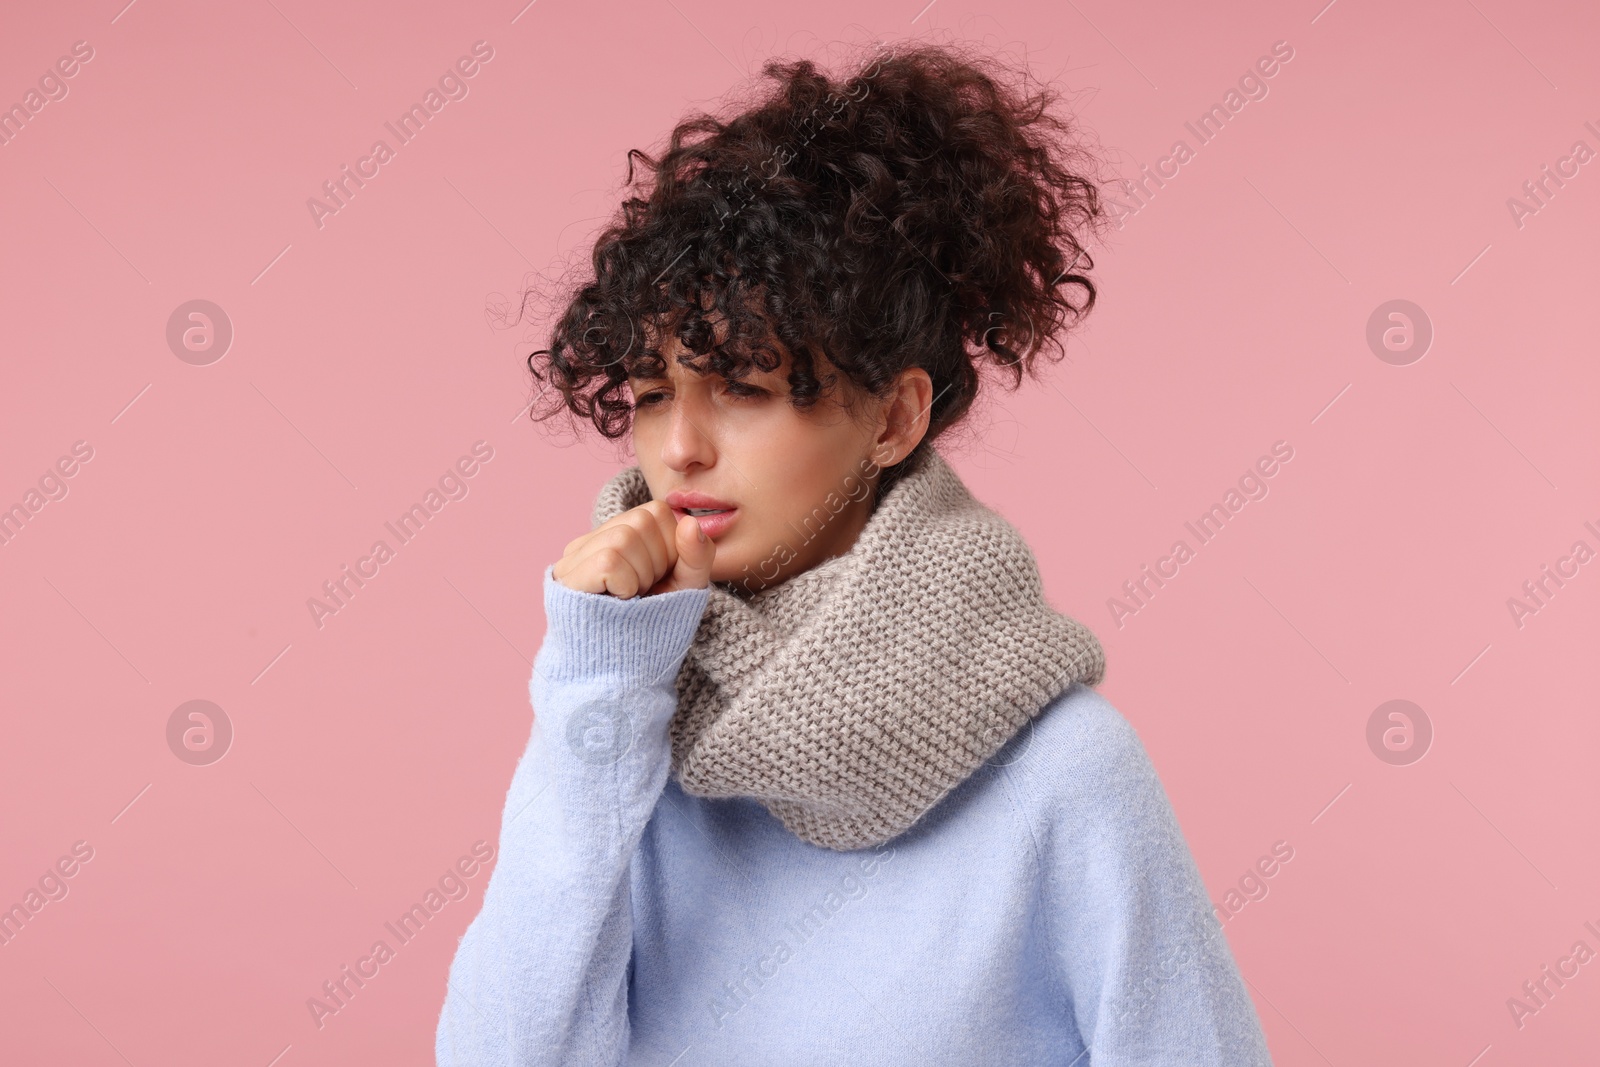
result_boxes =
[633,381,766,408]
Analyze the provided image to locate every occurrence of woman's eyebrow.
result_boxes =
[628,357,789,386]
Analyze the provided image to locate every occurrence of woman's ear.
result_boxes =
[871,367,933,467]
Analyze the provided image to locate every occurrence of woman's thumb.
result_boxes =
[671,513,716,588]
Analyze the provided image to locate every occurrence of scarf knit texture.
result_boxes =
[589,445,1107,851]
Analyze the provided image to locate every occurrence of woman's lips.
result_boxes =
[672,506,738,538]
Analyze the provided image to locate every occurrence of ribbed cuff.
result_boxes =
[537,563,711,685]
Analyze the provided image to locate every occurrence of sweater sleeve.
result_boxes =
[1023,689,1274,1065]
[435,564,710,1067]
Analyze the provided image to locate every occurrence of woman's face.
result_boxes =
[627,333,928,592]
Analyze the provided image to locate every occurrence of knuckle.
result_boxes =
[595,525,637,550]
[625,507,661,533]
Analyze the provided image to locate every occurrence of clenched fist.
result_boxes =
[553,500,717,598]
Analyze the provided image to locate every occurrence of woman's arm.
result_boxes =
[435,564,710,1066]
[1021,688,1274,1066]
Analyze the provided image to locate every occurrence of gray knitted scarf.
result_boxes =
[589,445,1106,851]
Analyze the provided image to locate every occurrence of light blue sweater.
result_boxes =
[435,566,1274,1065]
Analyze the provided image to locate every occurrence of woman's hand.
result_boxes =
[553,500,717,598]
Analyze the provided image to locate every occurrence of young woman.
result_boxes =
[437,41,1273,1066]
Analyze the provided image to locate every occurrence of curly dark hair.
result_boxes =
[518,39,1111,500]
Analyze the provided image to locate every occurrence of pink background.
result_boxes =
[3,0,1597,1063]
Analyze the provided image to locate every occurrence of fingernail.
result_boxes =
[697,523,706,542]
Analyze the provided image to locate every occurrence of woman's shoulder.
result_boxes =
[1011,682,1152,780]
[996,683,1173,838]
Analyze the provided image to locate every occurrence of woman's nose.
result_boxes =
[660,393,716,472]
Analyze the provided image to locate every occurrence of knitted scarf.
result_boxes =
[589,445,1106,851]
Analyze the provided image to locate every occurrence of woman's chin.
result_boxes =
[709,548,766,589]
[707,534,799,590]
[709,560,747,586]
